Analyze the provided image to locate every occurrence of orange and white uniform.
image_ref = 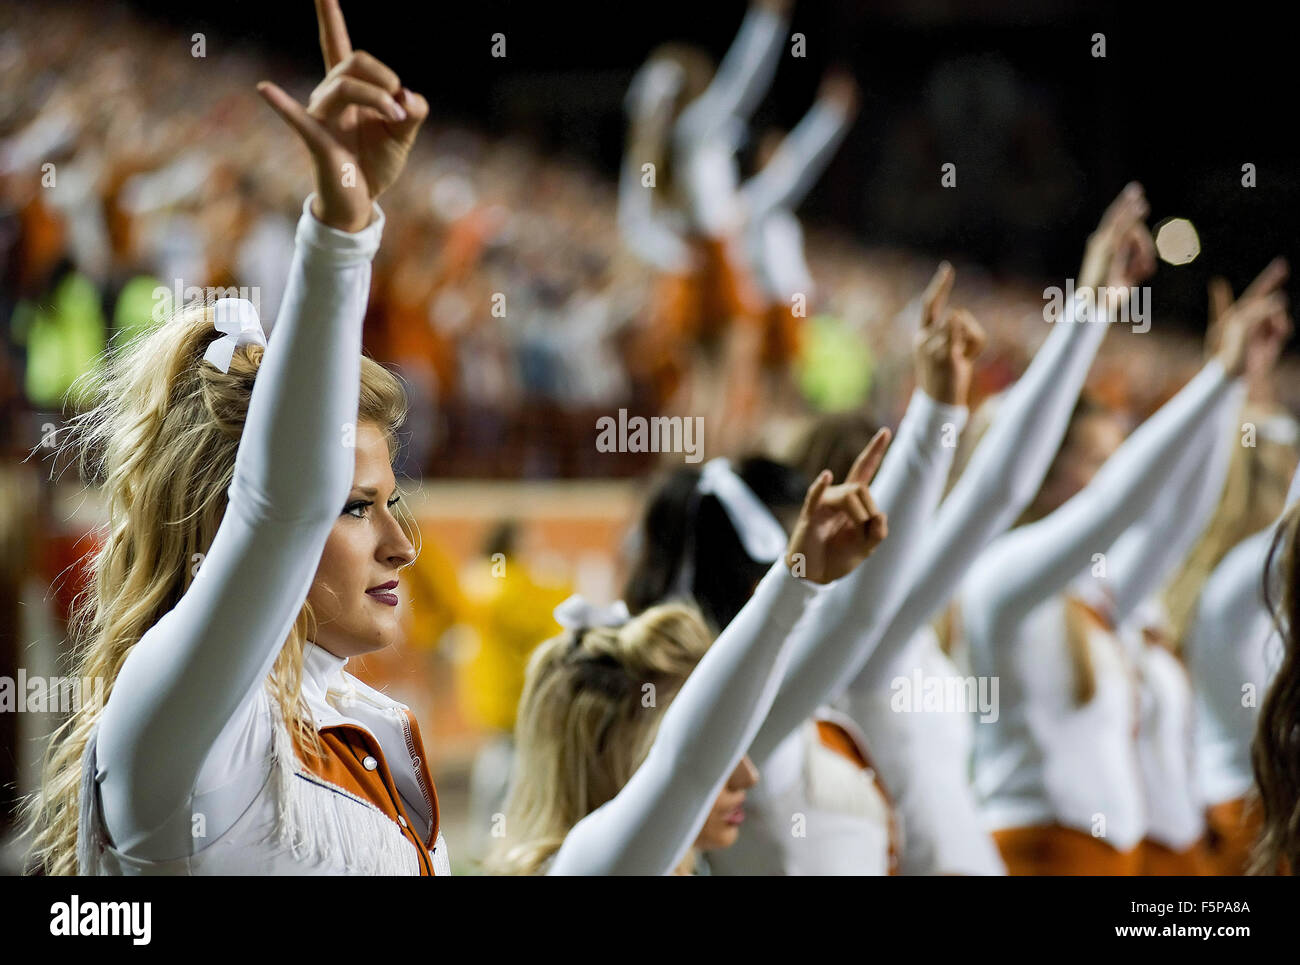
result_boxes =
[77,196,448,875]
[619,5,785,399]
[840,628,1006,875]
[962,358,1241,872]
[708,708,897,876]
[739,98,854,366]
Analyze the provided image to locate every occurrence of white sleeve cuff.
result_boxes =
[909,386,970,440]
[756,558,822,629]
[295,193,386,263]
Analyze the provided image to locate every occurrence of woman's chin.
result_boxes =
[695,823,741,852]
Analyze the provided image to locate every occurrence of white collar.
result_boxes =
[302,640,349,705]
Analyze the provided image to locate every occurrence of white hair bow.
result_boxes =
[202,298,267,373]
[672,458,788,599]
[554,595,631,631]
[696,458,788,563]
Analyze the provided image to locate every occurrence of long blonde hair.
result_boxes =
[486,601,713,875]
[1164,404,1298,649]
[20,301,409,875]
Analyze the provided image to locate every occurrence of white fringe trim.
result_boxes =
[76,728,106,875]
[268,703,421,876]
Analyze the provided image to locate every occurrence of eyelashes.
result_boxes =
[343,494,403,519]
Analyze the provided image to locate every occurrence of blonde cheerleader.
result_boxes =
[490,432,893,875]
[22,1,445,875]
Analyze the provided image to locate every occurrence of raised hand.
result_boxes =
[786,428,891,584]
[818,67,860,117]
[1210,258,1291,378]
[255,0,429,231]
[1078,182,1156,297]
[912,261,987,407]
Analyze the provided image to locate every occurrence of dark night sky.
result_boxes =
[101,0,1300,333]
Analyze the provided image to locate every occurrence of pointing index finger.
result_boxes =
[920,262,955,329]
[848,427,892,485]
[316,0,353,72]
[1239,257,1289,305]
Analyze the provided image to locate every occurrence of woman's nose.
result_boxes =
[730,755,760,790]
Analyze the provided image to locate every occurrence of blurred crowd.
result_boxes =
[0,3,1294,483]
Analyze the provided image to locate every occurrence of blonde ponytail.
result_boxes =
[20,300,408,875]
[487,601,713,875]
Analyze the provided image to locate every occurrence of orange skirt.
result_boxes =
[1138,838,1212,876]
[1204,797,1263,876]
[993,825,1142,875]
[652,238,764,347]
[642,238,768,403]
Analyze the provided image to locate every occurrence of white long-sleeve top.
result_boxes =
[1186,533,1281,807]
[1184,454,1300,807]
[548,559,819,875]
[707,707,895,876]
[838,627,1007,875]
[748,388,969,769]
[1125,602,1204,851]
[740,99,853,302]
[1097,379,1245,628]
[962,358,1239,850]
[851,291,1111,693]
[733,290,1110,874]
[673,5,786,237]
[1096,380,1243,851]
[711,388,965,876]
[806,294,1120,874]
[79,196,439,874]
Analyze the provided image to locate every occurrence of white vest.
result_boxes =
[707,710,895,875]
[969,596,1147,851]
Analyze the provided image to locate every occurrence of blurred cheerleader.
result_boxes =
[21,1,445,875]
[771,186,1154,875]
[1107,263,1290,875]
[960,257,1288,875]
[488,433,893,874]
[626,265,984,875]
[739,68,858,405]
[619,0,794,452]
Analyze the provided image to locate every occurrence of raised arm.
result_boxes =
[1101,381,1242,628]
[674,0,789,147]
[550,438,889,874]
[618,60,695,273]
[966,287,1287,640]
[746,265,983,765]
[740,70,857,222]
[840,187,1157,683]
[1099,263,1288,625]
[1189,345,1300,655]
[95,1,428,858]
